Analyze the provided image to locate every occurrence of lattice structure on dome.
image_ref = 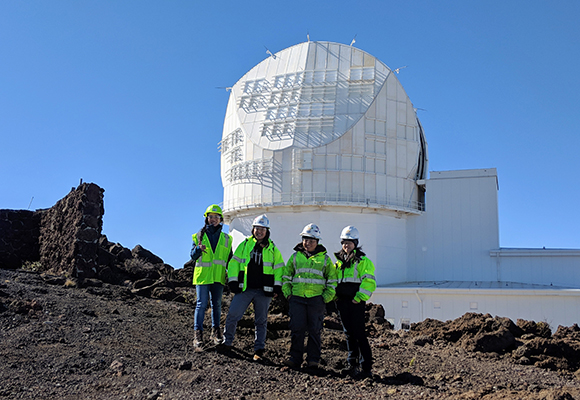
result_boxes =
[235,64,388,149]
[226,158,273,182]
[219,128,244,153]
[261,121,295,140]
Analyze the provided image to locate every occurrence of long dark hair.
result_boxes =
[335,245,366,263]
[252,227,270,247]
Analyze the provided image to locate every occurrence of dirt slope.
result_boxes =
[1,268,580,400]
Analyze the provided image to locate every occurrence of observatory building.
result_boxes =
[219,41,580,330]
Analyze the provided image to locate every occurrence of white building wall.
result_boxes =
[407,169,500,283]
[372,288,580,332]
[228,209,409,286]
[376,167,580,331]
[490,249,580,288]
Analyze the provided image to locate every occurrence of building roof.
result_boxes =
[379,280,578,290]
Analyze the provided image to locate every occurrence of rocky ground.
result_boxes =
[2,268,580,400]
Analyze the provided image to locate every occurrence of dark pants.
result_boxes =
[288,295,326,364]
[337,298,372,372]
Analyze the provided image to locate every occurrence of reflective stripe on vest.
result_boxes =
[263,261,287,270]
[292,253,325,270]
[232,255,245,263]
[291,253,330,284]
[197,259,227,268]
[232,238,282,292]
[339,260,367,283]
[295,267,324,277]
[292,278,326,285]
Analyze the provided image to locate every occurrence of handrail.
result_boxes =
[223,192,424,213]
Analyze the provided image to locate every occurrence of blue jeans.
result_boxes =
[194,283,224,331]
[223,288,272,351]
[288,295,326,364]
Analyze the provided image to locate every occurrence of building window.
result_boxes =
[433,301,441,309]
[470,302,478,310]
[401,318,411,330]
[402,301,408,308]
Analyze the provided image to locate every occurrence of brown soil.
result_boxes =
[2,268,580,400]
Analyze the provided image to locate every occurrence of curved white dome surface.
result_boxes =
[220,41,428,217]
[232,42,390,150]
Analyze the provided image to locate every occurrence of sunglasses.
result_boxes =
[341,240,355,245]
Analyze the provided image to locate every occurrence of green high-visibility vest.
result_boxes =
[334,251,377,302]
[192,231,232,285]
[282,248,338,303]
[227,237,285,294]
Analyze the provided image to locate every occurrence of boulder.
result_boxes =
[131,245,163,265]
[461,327,515,353]
[517,319,552,338]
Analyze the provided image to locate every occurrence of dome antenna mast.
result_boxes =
[393,66,408,74]
[264,45,276,59]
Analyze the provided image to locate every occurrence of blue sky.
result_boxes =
[1,1,579,269]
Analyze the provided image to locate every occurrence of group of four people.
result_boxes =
[190,204,377,377]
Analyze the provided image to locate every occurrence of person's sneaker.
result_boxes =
[211,327,223,345]
[341,364,358,376]
[306,361,319,369]
[283,358,299,369]
[193,330,203,352]
[252,349,265,361]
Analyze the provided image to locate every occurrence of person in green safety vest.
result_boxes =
[190,204,232,350]
[282,223,337,369]
[333,225,377,378]
[222,214,285,361]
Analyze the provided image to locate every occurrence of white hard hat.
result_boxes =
[300,223,322,240]
[252,214,270,229]
[340,225,359,240]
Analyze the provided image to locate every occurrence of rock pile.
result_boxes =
[0,209,41,269]
[0,182,192,302]
[410,312,580,373]
[39,183,104,278]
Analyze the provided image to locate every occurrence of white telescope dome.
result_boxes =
[220,41,428,219]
